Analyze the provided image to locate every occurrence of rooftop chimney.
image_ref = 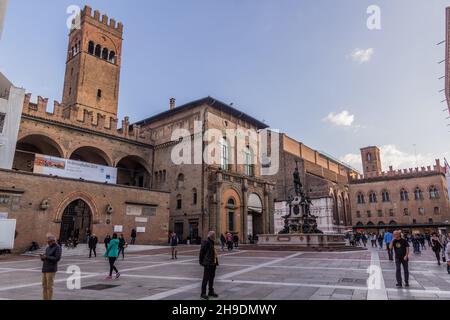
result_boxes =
[170,98,176,110]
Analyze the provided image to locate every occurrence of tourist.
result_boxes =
[40,233,62,300]
[226,232,233,251]
[445,238,450,274]
[370,233,377,248]
[199,231,219,300]
[104,233,121,280]
[88,233,98,258]
[431,232,443,266]
[412,234,421,254]
[220,234,226,252]
[425,233,432,247]
[233,234,239,249]
[130,229,137,245]
[377,233,383,249]
[361,234,368,247]
[104,234,111,250]
[390,230,409,288]
[419,234,426,250]
[118,234,127,260]
[170,232,179,259]
[384,230,394,261]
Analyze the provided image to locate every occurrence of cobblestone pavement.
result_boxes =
[0,245,449,300]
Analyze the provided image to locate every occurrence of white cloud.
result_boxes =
[339,145,447,173]
[323,110,355,127]
[350,48,374,63]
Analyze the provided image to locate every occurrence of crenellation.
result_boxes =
[109,18,116,29]
[83,5,92,17]
[101,14,108,25]
[93,10,100,21]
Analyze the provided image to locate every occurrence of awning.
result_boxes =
[248,193,262,213]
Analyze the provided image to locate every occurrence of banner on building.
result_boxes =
[33,154,117,184]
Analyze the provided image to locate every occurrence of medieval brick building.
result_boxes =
[349,146,450,234]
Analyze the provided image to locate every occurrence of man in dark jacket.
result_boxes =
[40,233,62,300]
[88,234,98,258]
[199,231,219,300]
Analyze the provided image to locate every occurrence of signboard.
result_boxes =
[33,154,117,184]
[135,217,148,223]
[0,219,16,249]
[114,225,123,233]
[136,227,146,233]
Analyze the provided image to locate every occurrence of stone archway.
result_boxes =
[221,188,242,237]
[59,199,92,243]
[69,146,112,166]
[247,193,263,238]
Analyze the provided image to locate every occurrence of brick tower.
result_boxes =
[360,146,382,176]
[62,5,123,125]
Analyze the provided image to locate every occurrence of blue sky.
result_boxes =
[1,0,450,171]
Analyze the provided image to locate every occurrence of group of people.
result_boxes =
[219,232,239,251]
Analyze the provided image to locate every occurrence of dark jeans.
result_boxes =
[118,247,125,260]
[447,264,450,274]
[395,256,409,285]
[89,247,96,258]
[386,246,393,260]
[109,257,118,276]
[433,249,441,264]
[131,238,136,245]
[201,265,216,295]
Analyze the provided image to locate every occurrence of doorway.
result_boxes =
[59,199,92,243]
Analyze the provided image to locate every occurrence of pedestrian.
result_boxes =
[199,231,219,300]
[40,233,62,300]
[445,238,450,274]
[419,234,426,250]
[384,230,394,260]
[170,232,179,259]
[390,230,410,288]
[233,234,239,249]
[226,232,233,251]
[362,234,368,247]
[377,233,384,249]
[370,233,377,248]
[130,229,137,245]
[88,233,98,258]
[412,234,421,254]
[220,234,226,252]
[104,234,111,250]
[86,228,91,244]
[104,233,121,280]
[425,233,432,247]
[118,234,127,260]
[431,232,443,266]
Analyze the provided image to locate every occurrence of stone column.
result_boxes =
[263,183,270,234]
[242,178,249,244]
[215,172,223,241]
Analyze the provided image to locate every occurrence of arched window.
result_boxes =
[389,220,397,226]
[429,186,440,199]
[414,187,423,200]
[400,189,409,201]
[418,208,425,216]
[192,188,197,205]
[177,173,184,189]
[176,194,182,210]
[88,41,95,55]
[95,44,101,57]
[220,137,230,171]
[162,170,166,182]
[367,153,372,162]
[369,192,377,203]
[367,221,375,227]
[403,208,409,216]
[434,207,441,215]
[382,190,390,202]
[244,146,255,177]
[378,221,385,226]
[109,51,116,63]
[227,198,235,207]
[357,192,365,204]
[102,48,109,60]
[356,222,364,227]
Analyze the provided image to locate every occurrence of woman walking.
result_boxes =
[431,232,443,266]
[170,232,179,260]
[104,233,121,280]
